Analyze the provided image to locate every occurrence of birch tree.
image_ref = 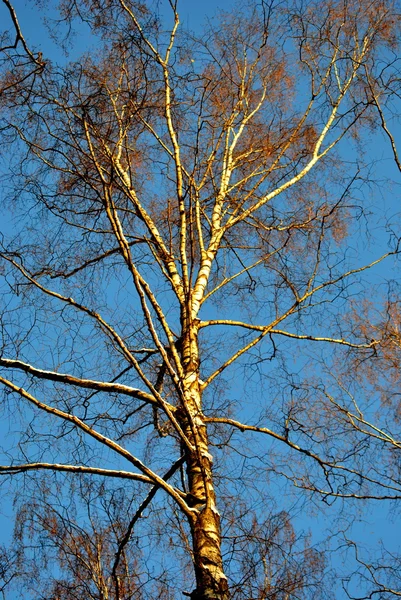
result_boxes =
[0,0,401,598]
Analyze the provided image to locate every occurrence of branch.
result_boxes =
[205,416,401,498]
[1,0,42,64]
[202,249,395,387]
[204,416,331,469]
[0,254,195,449]
[45,239,147,279]
[366,71,401,173]
[0,462,153,482]
[199,321,378,349]
[0,376,192,514]
[0,357,158,405]
[112,455,185,598]
[224,42,369,231]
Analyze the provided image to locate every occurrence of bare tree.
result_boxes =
[0,0,400,598]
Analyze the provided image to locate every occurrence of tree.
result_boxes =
[0,0,400,598]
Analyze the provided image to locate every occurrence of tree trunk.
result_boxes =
[181,323,230,600]
[186,421,229,600]
[189,503,230,600]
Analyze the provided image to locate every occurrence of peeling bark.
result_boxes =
[180,322,230,599]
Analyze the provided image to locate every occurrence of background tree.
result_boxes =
[0,0,401,598]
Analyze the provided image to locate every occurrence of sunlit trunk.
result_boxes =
[181,323,230,600]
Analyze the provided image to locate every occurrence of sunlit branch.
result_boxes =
[83,117,185,301]
[201,252,390,385]
[0,376,192,514]
[0,357,157,405]
[300,251,398,304]
[102,187,186,390]
[0,462,153,482]
[205,417,401,497]
[323,389,401,449]
[201,304,298,388]
[224,44,368,230]
[198,322,377,349]
[116,1,190,293]
[0,255,194,447]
